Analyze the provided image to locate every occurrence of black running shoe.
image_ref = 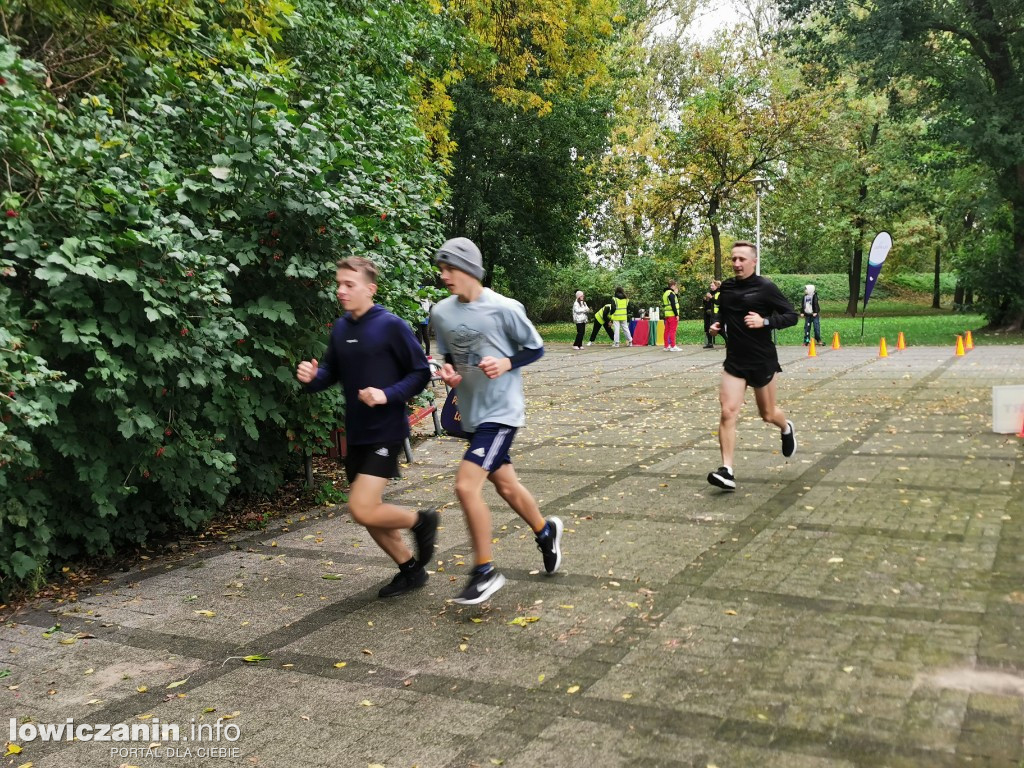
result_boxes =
[378,567,428,598]
[781,420,797,458]
[412,507,439,567]
[707,467,736,490]
[453,567,506,605]
[535,516,563,574]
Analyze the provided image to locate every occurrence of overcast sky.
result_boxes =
[659,0,744,42]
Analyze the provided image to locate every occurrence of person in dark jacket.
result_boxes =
[801,283,822,346]
[297,257,437,598]
[707,242,799,492]
[702,279,721,348]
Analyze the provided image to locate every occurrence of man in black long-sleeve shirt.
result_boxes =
[297,257,438,598]
[707,241,798,491]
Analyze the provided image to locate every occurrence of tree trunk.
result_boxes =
[954,281,965,311]
[708,196,722,280]
[846,240,863,317]
[1008,162,1024,331]
[932,244,941,309]
[711,221,722,281]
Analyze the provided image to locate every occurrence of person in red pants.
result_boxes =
[662,279,680,351]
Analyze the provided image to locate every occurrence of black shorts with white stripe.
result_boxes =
[463,422,517,473]
[344,442,403,484]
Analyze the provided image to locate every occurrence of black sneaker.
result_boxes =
[453,567,506,605]
[707,467,736,491]
[535,517,563,574]
[781,420,797,458]
[412,507,439,567]
[378,567,428,598]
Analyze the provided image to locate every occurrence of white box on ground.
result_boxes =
[992,385,1024,433]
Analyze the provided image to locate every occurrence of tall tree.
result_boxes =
[780,0,1024,330]
[648,33,828,278]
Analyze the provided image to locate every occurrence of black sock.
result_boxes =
[399,557,418,574]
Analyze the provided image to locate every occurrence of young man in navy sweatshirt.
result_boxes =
[296,257,437,598]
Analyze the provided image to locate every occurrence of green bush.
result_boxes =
[769,272,956,306]
[0,1,447,598]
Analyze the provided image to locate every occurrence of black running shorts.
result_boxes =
[344,442,402,484]
[723,359,782,389]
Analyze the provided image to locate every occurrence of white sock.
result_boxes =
[781,425,791,435]
[723,465,733,474]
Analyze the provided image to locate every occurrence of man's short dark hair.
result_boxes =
[732,240,758,255]
[336,256,379,284]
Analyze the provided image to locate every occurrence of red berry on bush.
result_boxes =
[5,209,17,218]
[0,77,7,86]
[271,230,280,238]
[142,470,151,478]
[180,328,188,336]
[267,211,277,220]
[155,446,165,457]
[161,387,167,396]
[380,213,386,220]
[164,429,172,436]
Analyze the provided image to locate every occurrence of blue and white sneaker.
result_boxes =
[453,566,506,605]
[535,517,563,574]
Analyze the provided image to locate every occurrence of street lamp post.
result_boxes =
[751,176,766,275]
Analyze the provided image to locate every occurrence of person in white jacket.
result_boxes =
[571,291,590,349]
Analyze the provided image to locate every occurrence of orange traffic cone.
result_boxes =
[965,330,974,351]
[808,338,817,357]
[879,337,888,358]
[831,332,841,350]
[955,335,965,356]
[897,331,906,351]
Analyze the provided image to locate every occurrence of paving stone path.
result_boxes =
[3,343,1024,768]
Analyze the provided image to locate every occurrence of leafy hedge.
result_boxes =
[0,1,448,597]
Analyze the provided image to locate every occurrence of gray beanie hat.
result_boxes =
[435,237,486,281]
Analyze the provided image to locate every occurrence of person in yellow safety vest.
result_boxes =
[662,280,681,351]
[587,301,614,345]
[610,287,632,347]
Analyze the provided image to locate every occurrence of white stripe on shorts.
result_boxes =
[482,428,512,471]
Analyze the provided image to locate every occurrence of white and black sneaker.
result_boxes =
[707,467,736,491]
[781,420,797,458]
[535,516,563,574]
[453,566,506,605]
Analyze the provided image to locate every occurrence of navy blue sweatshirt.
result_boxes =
[304,304,431,445]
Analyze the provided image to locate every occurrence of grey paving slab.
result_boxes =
[3,344,1023,768]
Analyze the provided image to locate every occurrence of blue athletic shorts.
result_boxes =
[462,422,517,473]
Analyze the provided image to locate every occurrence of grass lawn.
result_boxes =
[539,300,1011,347]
